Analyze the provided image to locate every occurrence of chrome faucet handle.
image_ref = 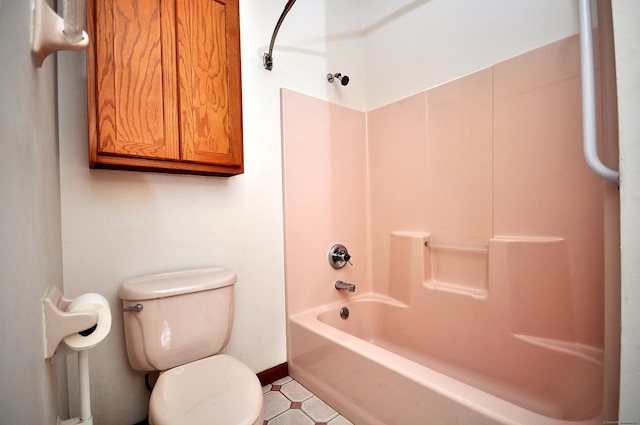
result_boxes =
[333,250,351,263]
[328,244,352,268]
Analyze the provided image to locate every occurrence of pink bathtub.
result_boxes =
[289,294,603,425]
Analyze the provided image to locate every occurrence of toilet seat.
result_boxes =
[149,354,264,425]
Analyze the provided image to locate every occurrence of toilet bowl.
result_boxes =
[150,355,263,425]
[119,268,264,425]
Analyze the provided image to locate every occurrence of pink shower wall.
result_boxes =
[367,93,429,297]
[366,35,604,347]
[280,89,368,317]
[427,69,494,247]
[492,35,605,346]
[282,35,605,348]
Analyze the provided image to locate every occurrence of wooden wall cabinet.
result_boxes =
[86,0,243,176]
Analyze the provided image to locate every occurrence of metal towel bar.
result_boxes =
[577,0,619,183]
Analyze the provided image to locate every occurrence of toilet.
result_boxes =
[119,267,264,425]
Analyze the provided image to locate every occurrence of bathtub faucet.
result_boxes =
[335,280,356,292]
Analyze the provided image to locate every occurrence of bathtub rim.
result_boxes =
[288,292,603,425]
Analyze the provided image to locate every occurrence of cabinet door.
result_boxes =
[176,0,243,167]
[91,0,179,161]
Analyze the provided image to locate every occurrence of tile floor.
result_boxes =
[262,376,353,425]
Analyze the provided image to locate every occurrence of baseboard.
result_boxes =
[257,362,289,386]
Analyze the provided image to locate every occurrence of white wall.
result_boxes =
[612,0,640,421]
[243,0,365,111]
[362,0,580,109]
[0,0,63,423]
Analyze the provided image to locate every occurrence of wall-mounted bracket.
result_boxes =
[31,0,89,67]
[42,286,98,359]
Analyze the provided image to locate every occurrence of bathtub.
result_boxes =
[288,294,603,425]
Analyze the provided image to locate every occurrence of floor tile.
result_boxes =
[268,409,315,425]
[280,379,314,402]
[263,391,291,420]
[272,376,294,386]
[302,396,339,422]
[328,416,354,425]
[263,376,353,425]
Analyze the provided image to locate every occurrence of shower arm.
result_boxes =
[577,0,619,183]
[263,0,297,71]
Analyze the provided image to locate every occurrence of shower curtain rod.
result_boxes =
[577,0,619,183]
[263,0,297,71]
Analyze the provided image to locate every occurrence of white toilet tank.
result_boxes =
[119,267,236,372]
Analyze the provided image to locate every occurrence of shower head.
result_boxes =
[327,73,349,86]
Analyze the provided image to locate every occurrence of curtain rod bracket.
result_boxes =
[263,53,274,71]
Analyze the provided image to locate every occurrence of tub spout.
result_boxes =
[335,280,356,292]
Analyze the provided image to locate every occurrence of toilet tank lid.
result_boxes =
[119,267,236,301]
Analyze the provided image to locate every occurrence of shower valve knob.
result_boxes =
[328,244,352,268]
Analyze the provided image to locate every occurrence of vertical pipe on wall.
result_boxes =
[78,351,92,423]
[578,0,619,182]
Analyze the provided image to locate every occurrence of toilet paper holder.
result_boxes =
[42,286,99,359]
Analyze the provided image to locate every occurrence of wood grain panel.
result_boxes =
[177,0,242,166]
[93,0,179,160]
[114,2,163,144]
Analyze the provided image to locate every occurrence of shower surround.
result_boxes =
[282,35,606,424]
